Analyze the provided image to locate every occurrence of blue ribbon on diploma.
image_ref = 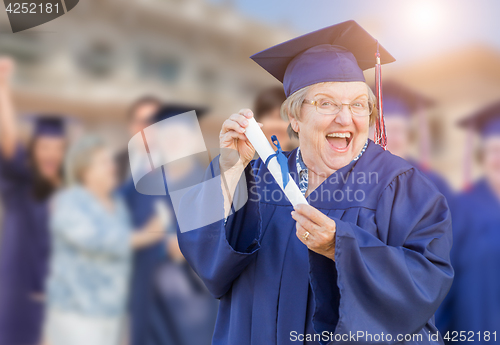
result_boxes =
[264,135,290,188]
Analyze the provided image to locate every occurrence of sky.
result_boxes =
[210,0,500,64]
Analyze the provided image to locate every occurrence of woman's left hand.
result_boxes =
[292,204,337,261]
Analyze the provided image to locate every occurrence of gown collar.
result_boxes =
[294,139,369,196]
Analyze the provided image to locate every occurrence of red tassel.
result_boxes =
[374,42,387,150]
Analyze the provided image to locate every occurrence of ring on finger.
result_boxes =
[302,231,310,241]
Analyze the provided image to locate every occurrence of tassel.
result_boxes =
[374,41,387,150]
[264,135,290,188]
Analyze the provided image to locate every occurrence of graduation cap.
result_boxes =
[383,81,435,118]
[458,101,500,138]
[22,114,70,137]
[153,104,208,123]
[250,20,395,149]
[458,100,500,189]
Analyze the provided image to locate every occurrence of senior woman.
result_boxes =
[177,21,453,345]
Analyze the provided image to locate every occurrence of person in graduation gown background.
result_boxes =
[116,96,162,184]
[436,101,500,344]
[177,21,453,345]
[0,57,67,345]
[152,105,219,345]
[119,99,175,345]
[383,80,453,201]
[120,103,217,345]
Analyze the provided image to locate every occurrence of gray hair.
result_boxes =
[64,135,106,186]
[280,82,378,139]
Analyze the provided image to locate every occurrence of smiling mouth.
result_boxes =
[326,132,353,152]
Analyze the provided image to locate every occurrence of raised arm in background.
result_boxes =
[0,58,18,159]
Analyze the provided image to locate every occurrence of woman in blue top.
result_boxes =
[45,135,165,345]
[0,58,67,345]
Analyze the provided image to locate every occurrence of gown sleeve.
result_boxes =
[177,156,262,299]
[50,191,131,259]
[309,168,454,343]
[0,144,31,193]
[434,193,467,341]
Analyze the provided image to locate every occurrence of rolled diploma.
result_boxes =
[245,117,308,206]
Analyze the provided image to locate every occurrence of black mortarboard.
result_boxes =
[250,20,395,98]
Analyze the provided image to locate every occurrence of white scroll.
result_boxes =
[245,117,308,207]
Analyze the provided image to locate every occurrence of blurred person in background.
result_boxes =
[383,81,453,200]
[119,100,183,345]
[121,102,218,345]
[45,135,165,345]
[117,96,162,183]
[0,57,67,345]
[253,86,297,151]
[152,105,218,345]
[436,102,500,344]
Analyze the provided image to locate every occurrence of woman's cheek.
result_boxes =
[356,117,371,135]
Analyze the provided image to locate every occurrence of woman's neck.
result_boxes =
[306,167,331,197]
[86,184,114,211]
[48,175,62,188]
[301,143,366,197]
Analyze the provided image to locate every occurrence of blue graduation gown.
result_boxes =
[120,180,172,345]
[154,260,219,345]
[407,159,454,203]
[436,179,500,344]
[120,177,218,345]
[177,140,453,345]
[0,146,49,345]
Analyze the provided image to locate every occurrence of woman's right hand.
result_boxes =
[219,109,258,172]
[131,216,165,249]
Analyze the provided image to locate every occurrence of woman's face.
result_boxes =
[483,136,500,188]
[33,136,66,181]
[385,116,411,158]
[291,82,371,174]
[82,148,118,194]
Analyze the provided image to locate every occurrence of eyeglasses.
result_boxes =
[303,98,374,117]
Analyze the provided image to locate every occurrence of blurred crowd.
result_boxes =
[0,57,221,345]
[0,15,499,345]
[0,52,300,345]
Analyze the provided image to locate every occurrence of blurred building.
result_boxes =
[0,0,294,149]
